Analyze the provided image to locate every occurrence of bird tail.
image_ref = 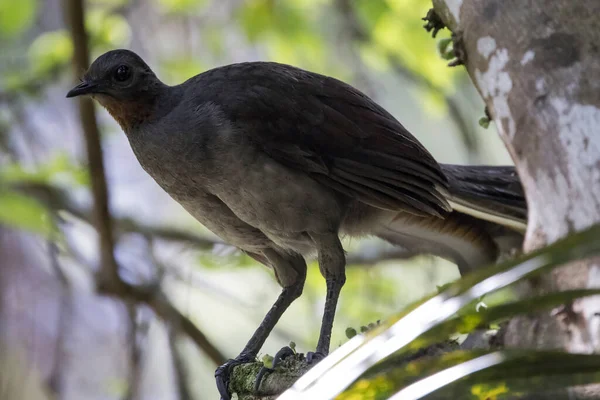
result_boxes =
[372,165,527,272]
[439,164,527,233]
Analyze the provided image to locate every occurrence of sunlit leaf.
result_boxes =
[0,0,37,37]
[202,27,225,57]
[90,0,130,7]
[0,189,52,236]
[155,0,206,14]
[353,0,459,92]
[279,223,600,399]
[160,58,206,83]
[87,10,131,51]
[0,153,89,187]
[238,0,310,43]
[28,30,73,76]
[401,288,600,354]
[354,0,391,31]
[238,0,272,42]
[197,251,255,270]
[340,350,600,400]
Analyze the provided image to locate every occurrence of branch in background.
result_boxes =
[14,182,220,250]
[46,237,70,397]
[62,0,226,368]
[164,259,312,349]
[333,0,480,161]
[169,329,193,400]
[124,305,142,400]
[63,0,120,290]
[18,181,417,271]
[148,289,226,365]
[333,0,378,98]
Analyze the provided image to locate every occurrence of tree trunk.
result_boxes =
[432,0,600,394]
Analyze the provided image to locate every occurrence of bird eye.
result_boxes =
[113,65,131,82]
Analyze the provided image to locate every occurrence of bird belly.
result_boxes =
[210,153,345,256]
[142,176,271,252]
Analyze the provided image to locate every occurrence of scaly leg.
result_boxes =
[215,249,306,400]
[311,232,347,358]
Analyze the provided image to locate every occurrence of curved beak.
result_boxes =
[66,81,98,98]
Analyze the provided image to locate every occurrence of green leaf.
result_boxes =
[0,0,37,37]
[0,153,89,187]
[354,0,391,31]
[261,354,274,369]
[346,327,358,339]
[28,30,73,76]
[197,251,256,270]
[87,11,131,51]
[160,58,206,83]
[90,0,130,7]
[278,224,600,399]
[155,0,206,14]
[479,116,491,129]
[437,37,454,60]
[0,189,52,236]
[340,350,600,399]
[413,288,600,349]
[368,0,458,90]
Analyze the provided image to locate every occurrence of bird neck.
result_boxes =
[96,84,175,134]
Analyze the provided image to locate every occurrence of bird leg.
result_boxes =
[254,234,346,393]
[310,232,347,359]
[315,271,346,356]
[216,250,306,400]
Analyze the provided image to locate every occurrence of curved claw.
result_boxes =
[306,351,326,364]
[215,354,254,400]
[254,346,296,392]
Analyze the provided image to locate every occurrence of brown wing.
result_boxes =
[196,61,451,217]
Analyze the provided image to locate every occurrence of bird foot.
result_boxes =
[254,346,296,392]
[306,351,326,364]
[215,353,255,400]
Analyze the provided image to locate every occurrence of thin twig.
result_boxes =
[169,329,193,400]
[14,182,220,250]
[46,235,71,397]
[124,304,142,400]
[149,290,227,365]
[64,0,120,290]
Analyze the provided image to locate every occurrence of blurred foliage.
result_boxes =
[357,0,456,89]
[0,153,89,187]
[1,3,130,98]
[0,189,52,236]
[0,1,516,399]
[87,10,132,52]
[0,153,87,235]
[157,0,208,14]
[0,0,38,37]
[238,0,330,73]
[28,30,74,76]
[339,350,600,400]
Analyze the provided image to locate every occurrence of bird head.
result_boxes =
[67,49,161,100]
[67,49,166,132]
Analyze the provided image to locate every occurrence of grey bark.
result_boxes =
[432,0,600,395]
